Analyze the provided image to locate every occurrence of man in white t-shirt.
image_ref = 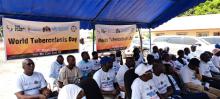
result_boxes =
[49,55,65,91]
[133,47,145,67]
[199,52,220,89]
[110,53,121,74]
[131,63,161,99]
[151,46,160,60]
[152,61,174,99]
[180,58,220,99]
[58,55,82,88]
[91,51,101,71]
[93,56,120,98]
[77,51,94,79]
[15,59,51,99]
[211,48,220,69]
[116,57,135,98]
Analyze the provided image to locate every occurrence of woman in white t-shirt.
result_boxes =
[131,64,160,99]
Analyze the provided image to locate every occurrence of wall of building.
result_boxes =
[152,28,220,37]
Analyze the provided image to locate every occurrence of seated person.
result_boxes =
[93,56,120,98]
[164,64,209,99]
[116,57,135,99]
[152,61,175,99]
[199,52,220,89]
[124,63,139,99]
[58,84,85,99]
[77,51,94,79]
[79,78,104,99]
[15,59,51,99]
[180,58,220,99]
[58,55,82,88]
[131,64,161,99]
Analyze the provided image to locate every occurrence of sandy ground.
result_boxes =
[0,42,88,99]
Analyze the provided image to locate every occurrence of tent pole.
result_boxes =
[92,29,95,52]
[138,28,143,53]
[149,28,152,52]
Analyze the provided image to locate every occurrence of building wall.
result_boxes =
[152,28,220,37]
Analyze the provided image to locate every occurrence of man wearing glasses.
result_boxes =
[15,59,51,99]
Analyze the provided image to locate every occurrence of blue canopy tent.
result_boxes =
[0,0,206,51]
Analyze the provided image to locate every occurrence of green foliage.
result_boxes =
[181,0,220,16]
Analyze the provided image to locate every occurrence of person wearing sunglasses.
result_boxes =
[15,59,51,99]
[131,63,161,99]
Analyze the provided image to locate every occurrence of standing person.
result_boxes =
[131,64,161,99]
[211,48,220,69]
[15,59,51,99]
[151,46,160,60]
[77,51,93,79]
[116,57,135,99]
[152,61,174,99]
[93,56,120,99]
[110,53,121,74]
[199,52,220,89]
[58,55,82,88]
[133,47,145,67]
[180,58,220,99]
[91,51,101,71]
[49,55,65,91]
[116,50,123,65]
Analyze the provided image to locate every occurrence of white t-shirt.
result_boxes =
[116,65,129,87]
[211,55,220,69]
[151,52,160,60]
[152,73,171,94]
[77,60,93,77]
[135,53,145,67]
[208,61,220,73]
[199,61,212,77]
[131,78,160,99]
[115,57,122,64]
[184,54,191,60]
[91,59,101,71]
[180,66,202,85]
[176,58,188,70]
[15,72,47,95]
[49,61,65,79]
[93,68,116,91]
[113,61,121,73]
[188,51,201,59]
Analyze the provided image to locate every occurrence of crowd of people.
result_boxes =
[14,45,220,99]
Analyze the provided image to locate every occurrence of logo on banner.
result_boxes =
[42,26,51,32]
[71,25,77,32]
[116,28,120,33]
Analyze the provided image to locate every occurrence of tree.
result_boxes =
[181,0,220,16]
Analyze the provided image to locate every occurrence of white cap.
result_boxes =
[135,63,152,76]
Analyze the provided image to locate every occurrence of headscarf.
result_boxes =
[58,84,82,99]
[135,64,152,76]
